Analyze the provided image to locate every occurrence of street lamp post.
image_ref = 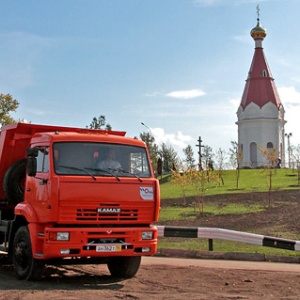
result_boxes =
[141,122,153,137]
[285,132,292,168]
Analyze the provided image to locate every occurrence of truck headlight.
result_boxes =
[142,231,153,240]
[56,232,70,241]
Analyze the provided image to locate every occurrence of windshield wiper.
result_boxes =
[117,169,143,182]
[58,165,97,181]
[86,167,121,181]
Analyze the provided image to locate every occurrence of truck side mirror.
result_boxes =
[27,148,39,157]
[27,157,37,177]
[27,148,38,177]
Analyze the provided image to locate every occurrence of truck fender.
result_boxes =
[14,202,38,223]
[7,204,38,262]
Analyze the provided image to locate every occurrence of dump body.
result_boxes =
[0,123,160,280]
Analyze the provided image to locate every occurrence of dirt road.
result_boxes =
[1,256,299,300]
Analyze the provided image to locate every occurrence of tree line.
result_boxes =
[2,92,299,177]
[139,130,243,175]
[0,92,242,174]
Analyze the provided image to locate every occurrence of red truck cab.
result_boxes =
[0,123,160,280]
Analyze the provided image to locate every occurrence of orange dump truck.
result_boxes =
[0,123,160,280]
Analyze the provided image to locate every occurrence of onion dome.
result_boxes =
[250,20,267,40]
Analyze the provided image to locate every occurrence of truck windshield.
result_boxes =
[53,142,151,178]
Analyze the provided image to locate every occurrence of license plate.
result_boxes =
[96,245,122,252]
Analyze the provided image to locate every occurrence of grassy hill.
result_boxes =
[159,168,300,200]
[157,168,300,257]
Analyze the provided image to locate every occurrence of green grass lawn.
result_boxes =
[159,168,300,199]
[157,238,300,257]
[157,168,300,257]
[159,203,264,222]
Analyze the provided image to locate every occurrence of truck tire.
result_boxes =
[3,159,27,205]
[107,256,141,278]
[12,226,45,280]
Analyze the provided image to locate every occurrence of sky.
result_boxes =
[1,0,300,161]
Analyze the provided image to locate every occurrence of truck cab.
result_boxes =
[0,123,160,280]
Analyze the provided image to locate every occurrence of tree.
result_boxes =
[88,115,111,130]
[191,168,216,216]
[202,145,213,170]
[215,147,226,186]
[140,131,159,173]
[171,162,192,206]
[158,143,178,173]
[258,146,279,208]
[0,93,19,127]
[229,141,242,189]
[183,145,196,171]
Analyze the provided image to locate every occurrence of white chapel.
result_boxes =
[236,10,286,168]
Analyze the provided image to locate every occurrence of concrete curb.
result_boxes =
[155,248,300,264]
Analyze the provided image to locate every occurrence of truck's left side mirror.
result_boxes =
[27,148,38,177]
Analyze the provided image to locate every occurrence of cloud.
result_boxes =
[278,86,300,107]
[151,127,193,150]
[228,97,240,110]
[165,89,206,100]
[277,86,300,146]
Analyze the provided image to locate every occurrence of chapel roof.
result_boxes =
[239,10,282,110]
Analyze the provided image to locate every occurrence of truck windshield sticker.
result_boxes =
[140,187,154,200]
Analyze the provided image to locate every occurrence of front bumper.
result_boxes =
[34,226,158,260]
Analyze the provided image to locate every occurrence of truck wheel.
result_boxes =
[3,159,27,205]
[12,226,45,280]
[107,256,141,278]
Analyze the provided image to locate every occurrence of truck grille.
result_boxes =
[76,207,138,221]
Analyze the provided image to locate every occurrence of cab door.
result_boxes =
[26,146,52,221]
